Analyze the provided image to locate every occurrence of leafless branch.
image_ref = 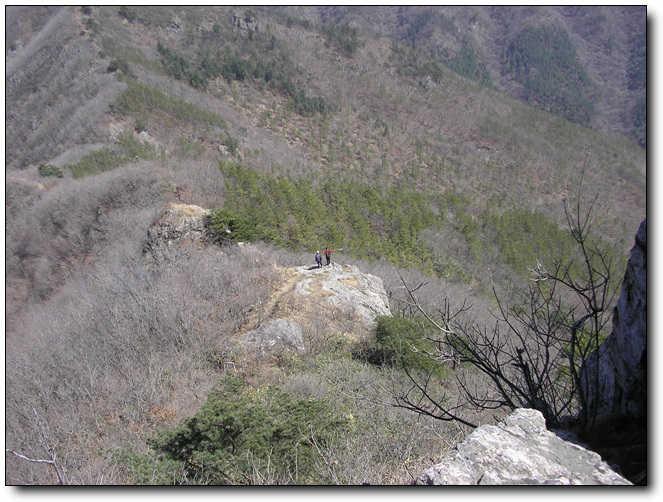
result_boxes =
[6,449,66,485]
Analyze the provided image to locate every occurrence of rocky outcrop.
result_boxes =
[143,205,391,359]
[415,220,647,485]
[240,318,306,355]
[583,219,646,418]
[237,262,391,357]
[144,203,210,260]
[291,263,391,327]
[414,408,631,485]
[231,11,259,35]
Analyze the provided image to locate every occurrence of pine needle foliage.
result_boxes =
[213,161,443,269]
[116,377,349,485]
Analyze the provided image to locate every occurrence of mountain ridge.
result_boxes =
[4,6,647,485]
[264,5,646,145]
[5,6,646,253]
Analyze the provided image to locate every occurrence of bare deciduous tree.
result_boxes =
[390,174,618,432]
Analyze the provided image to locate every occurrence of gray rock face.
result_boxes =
[584,219,646,418]
[144,203,210,260]
[237,262,391,357]
[231,12,259,34]
[240,319,305,356]
[414,408,631,485]
[293,263,392,327]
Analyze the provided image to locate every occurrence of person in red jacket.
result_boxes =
[323,247,334,266]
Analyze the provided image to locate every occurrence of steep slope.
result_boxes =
[5,6,646,253]
[4,5,647,359]
[416,218,648,485]
[6,6,126,170]
[266,5,646,145]
[4,6,648,485]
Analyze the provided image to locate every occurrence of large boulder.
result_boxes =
[237,262,391,357]
[414,408,631,485]
[144,203,210,261]
[583,219,646,418]
[239,318,305,356]
[291,262,392,327]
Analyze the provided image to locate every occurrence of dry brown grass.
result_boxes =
[4,5,647,485]
[167,203,209,218]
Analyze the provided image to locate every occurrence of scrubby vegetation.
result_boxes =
[4,164,472,483]
[110,81,228,130]
[115,376,349,484]
[37,163,63,178]
[208,160,627,295]
[156,29,332,117]
[64,131,158,178]
[213,160,443,269]
[5,5,645,485]
[357,315,452,380]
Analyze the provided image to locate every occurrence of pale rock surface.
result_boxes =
[237,262,391,356]
[239,318,305,356]
[414,408,631,485]
[231,11,259,34]
[294,262,392,326]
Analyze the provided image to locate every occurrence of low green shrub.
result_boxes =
[37,163,63,178]
[115,377,348,484]
[64,132,156,178]
[107,58,131,74]
[358,315,451,379]
[111,81,227,130]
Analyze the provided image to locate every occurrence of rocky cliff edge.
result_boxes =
[414,408,631,485]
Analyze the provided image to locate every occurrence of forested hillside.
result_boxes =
[266,5,647,147]
[5,6,646,485]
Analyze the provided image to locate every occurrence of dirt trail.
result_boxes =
[262,266,306,320]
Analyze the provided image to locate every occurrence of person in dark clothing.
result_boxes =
[324,247,334,266]
[315,251,323,268]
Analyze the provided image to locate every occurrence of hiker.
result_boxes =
[315,250,323,268]
[324,247,334,266]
